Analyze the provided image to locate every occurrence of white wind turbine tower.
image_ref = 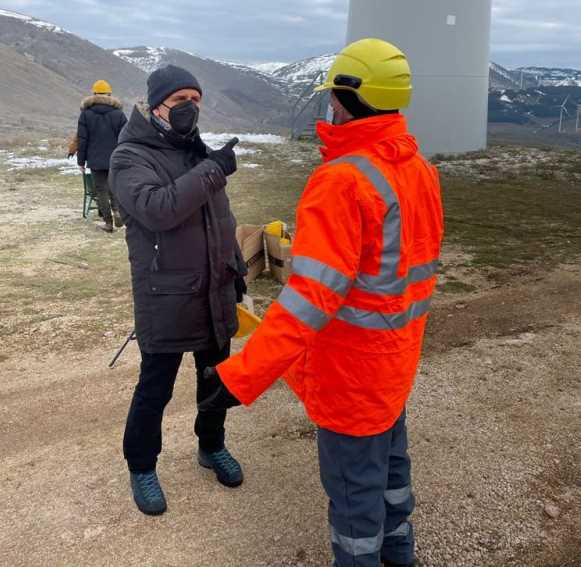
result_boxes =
[558,95,570,133]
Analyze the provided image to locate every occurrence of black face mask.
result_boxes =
[163,100,199,136]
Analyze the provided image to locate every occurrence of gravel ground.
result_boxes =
[0,143,579,567]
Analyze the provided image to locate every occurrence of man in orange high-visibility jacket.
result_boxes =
[201,39,444,567]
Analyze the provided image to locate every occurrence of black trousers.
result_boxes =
[123,341,230,472]
[92,169,117,226]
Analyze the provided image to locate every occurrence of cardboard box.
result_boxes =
[236,224,266,283]
[265,231,293,284]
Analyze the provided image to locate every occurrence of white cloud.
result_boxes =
[491,0,581,66]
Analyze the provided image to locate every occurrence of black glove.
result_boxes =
[234,276,247,303]
[207,137,239,177]
[198,367,241,411]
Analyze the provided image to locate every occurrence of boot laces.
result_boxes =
[136,471,163,501]
[212,448,240,474]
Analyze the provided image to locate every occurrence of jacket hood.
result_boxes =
[81,94,123,111]
[119,103,208,155]
[317,114,419,164]
[118,103,175,150]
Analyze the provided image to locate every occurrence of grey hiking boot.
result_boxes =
[198,447,244,487]
[112,210,124,228]
[97,222,114,233]
[130,470,167,516]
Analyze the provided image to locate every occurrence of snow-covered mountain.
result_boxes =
[249,62,288,75]
[110,46,290,129]
[112,46,170,74]
[518,67,581,87]
[0,9,66,34]
[490,62,581,90]
[0,9,148,135]
[272,55,335,99]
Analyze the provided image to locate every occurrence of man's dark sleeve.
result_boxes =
[232,213,248,277]
[116,112,128,139]
[109,149,227,232]
[77,111,88,166]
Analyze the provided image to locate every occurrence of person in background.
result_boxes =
[77,79,127,232]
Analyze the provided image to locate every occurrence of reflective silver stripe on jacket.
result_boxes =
[337,298,432,330]
[277,286,330,331]
[330,525,384,556]
[329,155,438,296]
[292,255,353,297]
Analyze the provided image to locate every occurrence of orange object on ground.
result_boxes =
[218,114,444,436]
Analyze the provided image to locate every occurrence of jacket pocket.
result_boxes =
[149,270,205,295]
[148,270,211,346]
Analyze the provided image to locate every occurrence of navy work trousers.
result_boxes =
[318,410,415,566]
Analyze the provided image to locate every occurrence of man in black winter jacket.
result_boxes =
[77,80,127,232]
[109,65,247,516]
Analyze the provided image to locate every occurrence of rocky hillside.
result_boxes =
[0,10,291,134]
[0,43,83,135]
[0,10,146,102]
[488,86,581,128]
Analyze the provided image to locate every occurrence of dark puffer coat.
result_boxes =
[77,95,127,170]
[109,105,246,353]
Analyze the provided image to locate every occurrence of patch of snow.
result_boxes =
[202,133,286,147]
[500,95,512,103]
[242,163,261,169]
[274,54,335,83]
[250,62,289,75]
[0,9,66,34]
[1,154,80,175]
[235,148,259,156]
[112,47,168,73]
[60,168,83,176]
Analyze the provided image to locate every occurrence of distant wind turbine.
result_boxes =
[558,95,570,133]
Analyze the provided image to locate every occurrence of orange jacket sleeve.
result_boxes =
[217,163,362,405]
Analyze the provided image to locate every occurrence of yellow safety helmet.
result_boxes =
[235,305,262,338]
[315,38,412,111]
[92,80,113,95]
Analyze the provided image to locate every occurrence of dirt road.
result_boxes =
[1,141,579,566]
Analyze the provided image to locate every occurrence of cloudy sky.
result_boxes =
[1,0,579,68]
